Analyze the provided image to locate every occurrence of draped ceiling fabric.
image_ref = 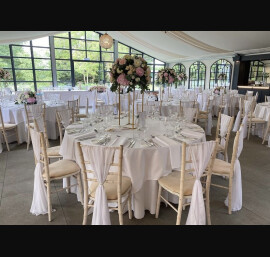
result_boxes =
[2,31,270,63]
[0,31,66,45]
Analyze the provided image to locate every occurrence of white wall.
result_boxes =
[168,56,235,89]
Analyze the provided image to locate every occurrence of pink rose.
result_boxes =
[164,72,168,77]
[117,73,129,86]
[119,58,126,65]
[116,58,120,63]
[27,97,36,104]
[136,67,144,77]
[168,75,174,84]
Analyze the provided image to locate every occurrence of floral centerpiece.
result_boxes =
[0,68,12,89]
[15,90,37,104]
[156,68,178,86]
[217,73,227,85]
[110,54,151,93]
[213,86,226,95]
[89,85,107,92]
[177,72,187,87]
[262,72,269,85]
[109,54,151,126]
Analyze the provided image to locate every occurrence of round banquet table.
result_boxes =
[59,116,206,219]
[0,101,66,153]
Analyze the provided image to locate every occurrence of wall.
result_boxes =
[168,56,235,89]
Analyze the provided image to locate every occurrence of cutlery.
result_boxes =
[130,140,136,148]
[127,139,134,148]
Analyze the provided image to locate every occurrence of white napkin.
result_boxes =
[180,129,203,139]
[67,124,83,130]
[109,136,129,147]
[75,131,96,141]
[154,135,181,169]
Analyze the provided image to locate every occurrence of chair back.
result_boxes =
[33,113,50,148]
[56,108,72,144]
[24,103,45,126]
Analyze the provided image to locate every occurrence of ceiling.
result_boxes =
[1,31,270,63]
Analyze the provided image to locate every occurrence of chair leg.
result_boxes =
[82,192,89,226]
[248,123,252,140]
[228,176,233,215]
[27,128,31,151]
[128,190,132,219]
[46,181,52,222]
[118,198,124,225]
[176,196,184,225]
[155,184,162,218]
[3,130,10,152]
[76,173,83,205]
[206,179,211,225]
[66,177,71,193]
[15,127,19,145]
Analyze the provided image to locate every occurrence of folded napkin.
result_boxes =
[109,136,129,147]
[154,135,181,169]
[67,124,83,130]
[75,131,96,141]
[180,129,204,139]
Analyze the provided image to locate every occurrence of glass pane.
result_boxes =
[71,31,85,39]
[155,65,164,72]
[13,58,32,69]
[55,32,69,38]
[34,59,51,69]
[54,38,70,49]
[102,52,114,62]
[86,41,100,51]
[35,70,52,81]
[104,62,113,71]
[0,45,10,56]
[36,82,53,90]
[118,43,129,53]
[16,82,35,91]
[71,39,85,50]
[144,55,154,64]
[0,81,14,90]
[32,37,50,47]
[17,41,30,46]
[33,48,50,58]
[55,49,70,59]
[86,31,100,41]
[87,51,100,61]
[56,60,71,70]
[12,46,31,57]
[131,49,142,55]
[15,70,34,81]
[155,59,165,65]
[118,53,127,58]
[72,50,86,60]
[57,70,71,83]
[0,58,12,68]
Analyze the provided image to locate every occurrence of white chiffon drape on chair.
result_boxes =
[224,125,244,211]
[81,144,116,225]
[186,141,216,225]
[29,129,48,216]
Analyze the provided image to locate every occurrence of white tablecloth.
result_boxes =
[59,117,206,219]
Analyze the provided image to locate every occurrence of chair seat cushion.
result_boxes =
[211,159,231,175]
[43,160,80,179]
[0,123,16,129]
[89,175,131,200]
[198,114,208,119]
[158,171,197,196]
[47,145,62,157]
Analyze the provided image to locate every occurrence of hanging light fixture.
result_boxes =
[99,32,113,50]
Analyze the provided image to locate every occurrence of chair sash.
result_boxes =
[233,98,242,132]
[224,126,244,211]
[242,100,252,139]
[82,145,116,225]
[183,107,197,122]
[218,114,232,161]
[29,128,48,215]
[186,141,216,225]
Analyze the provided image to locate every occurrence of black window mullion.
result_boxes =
[9,45,17,91]
[30,41,37,91]
[69,32,75,87]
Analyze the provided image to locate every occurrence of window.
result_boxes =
[188,61,206,88]
[249,61,264,82]
[209,59,232,88]
[172,63,186,86]
[0,31,166,91]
